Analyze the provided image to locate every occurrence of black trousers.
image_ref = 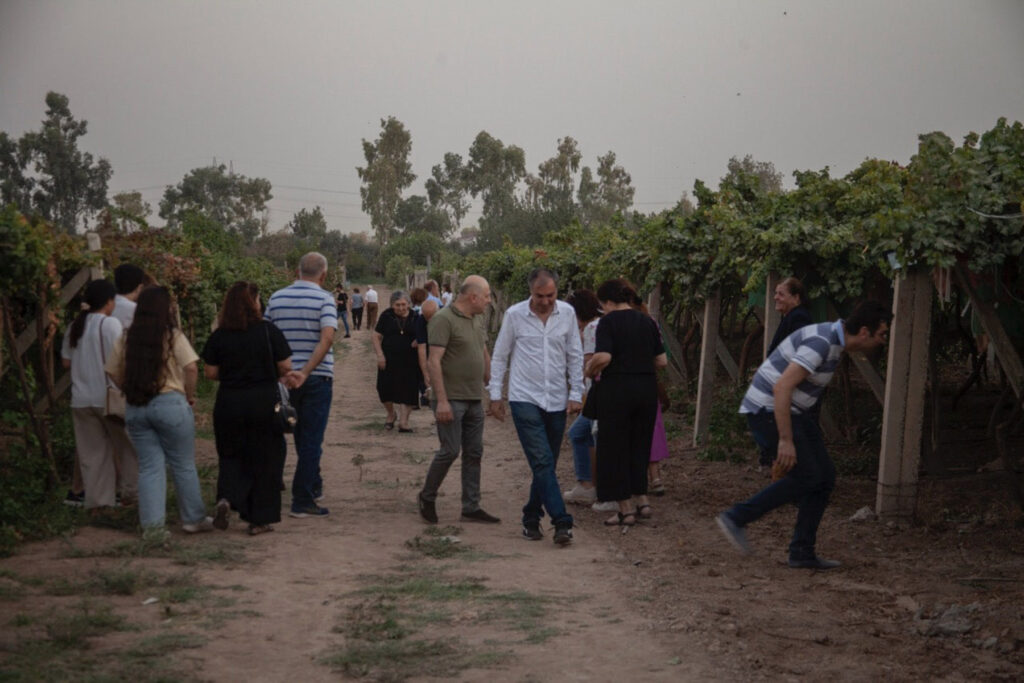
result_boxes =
[594,373,658,502]
[351,307,363,329]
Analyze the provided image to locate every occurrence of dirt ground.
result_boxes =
[2,294,1023,681]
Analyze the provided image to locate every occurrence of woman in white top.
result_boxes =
[61,279,123,509]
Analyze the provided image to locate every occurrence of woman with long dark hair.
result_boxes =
[373,290,421,431]
[105,286,210,539]
[584,278,667,526]
[61,279,123,509]
[202,281,292,535]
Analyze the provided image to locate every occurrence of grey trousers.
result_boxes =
[421,399,484,513]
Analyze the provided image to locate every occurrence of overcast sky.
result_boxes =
[2,0,1022,235]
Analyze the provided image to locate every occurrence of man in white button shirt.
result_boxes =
[488,268,584,546]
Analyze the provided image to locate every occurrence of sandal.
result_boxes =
[604,511,636,527]
[637,504,653,519]
[248,524,274,536]
[398,427,414,433]
[384,421,395,431]
[649,479,666,496]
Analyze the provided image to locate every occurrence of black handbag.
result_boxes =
[264,325,297,434]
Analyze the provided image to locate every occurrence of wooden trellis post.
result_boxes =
[762,272,781,360]
[876,268,933,520]
[693,289,722,446]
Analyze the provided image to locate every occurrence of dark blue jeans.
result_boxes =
[509,401,572,529]
[726,411,835,561]
[339,310,350,335]
[289,375,333,510]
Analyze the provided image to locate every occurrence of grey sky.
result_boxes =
[2,0,1022,235]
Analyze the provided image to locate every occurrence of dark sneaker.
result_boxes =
[716,512,751,555]
[461,508,501,524]
[289,504,330,518]
[418,493,438,524]
[522,523,543,541]
[788,557,841,570]
[63,490,84,507]
[553,526,573,546]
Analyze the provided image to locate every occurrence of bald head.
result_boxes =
[421,298,439,320]
[456,275,491,316]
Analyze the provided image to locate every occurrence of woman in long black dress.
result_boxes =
[373,290,421,432]
[584,279,667,527]
[202,281,293,535]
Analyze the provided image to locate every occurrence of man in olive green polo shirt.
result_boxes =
[418,275,501,525]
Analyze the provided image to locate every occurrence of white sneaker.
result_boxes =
[182,516,215,533]
[563,484,597,505]
[592,501,619,512]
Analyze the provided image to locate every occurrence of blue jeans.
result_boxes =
[339,310,350,335]
[725,411,836,561]
[126,392,206,529]
[509,402,572,529]
[567,414,594,482]
[290,375,333,510]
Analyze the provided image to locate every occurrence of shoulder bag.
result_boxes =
[264,324,297,433]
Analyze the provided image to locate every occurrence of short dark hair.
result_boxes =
[596,278,641,306]
[410,288,427,306]
[844,300,892,335]
[114,264,146,295]
[567,289,601,323]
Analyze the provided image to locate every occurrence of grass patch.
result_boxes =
[10,613,32,627]
[45,600,135,649]
[361,479,402,490]
[323,566,553,680]
[351,420,388,432]
[404,451,430,465]
[124,632,205,658]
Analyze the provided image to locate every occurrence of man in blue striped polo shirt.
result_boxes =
[717,301,891,569]
[265,252,338,518]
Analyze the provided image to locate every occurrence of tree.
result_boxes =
[577,151,635,226]
[0,92,112,233]
[111,191,152,232]
[425,152,470,236]
[159,165,272,244]
[525,136,581,217]
[721,154,783,195]
[356,117,416,253]
[465,131,526,229]
[395,195,450,236]
[286,206,328,242]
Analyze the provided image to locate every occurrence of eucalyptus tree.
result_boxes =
[0,92,112,234]
[159,165,272,244]
[356,116,416,253]
[425,152,470,236]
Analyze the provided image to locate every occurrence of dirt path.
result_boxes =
[3,291,1023,681]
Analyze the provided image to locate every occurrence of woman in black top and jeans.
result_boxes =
[203,282,293,535]
[585,279,667,526]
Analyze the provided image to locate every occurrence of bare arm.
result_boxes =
[184,361,198,406]
[654,352,667,369]
[418,345,430,388]
[772,362,811,473]
[204,364,219,381]
[585,351,611,378]
[428,346,453,423]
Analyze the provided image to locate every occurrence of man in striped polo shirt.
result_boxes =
[265,252,338,518]
[717,300,891,569]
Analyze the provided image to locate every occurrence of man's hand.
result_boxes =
[774,438,797,476]
[567,400,582,415]
[435,399,454,424]
[283,370,307,389]
[487,400,506,422]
